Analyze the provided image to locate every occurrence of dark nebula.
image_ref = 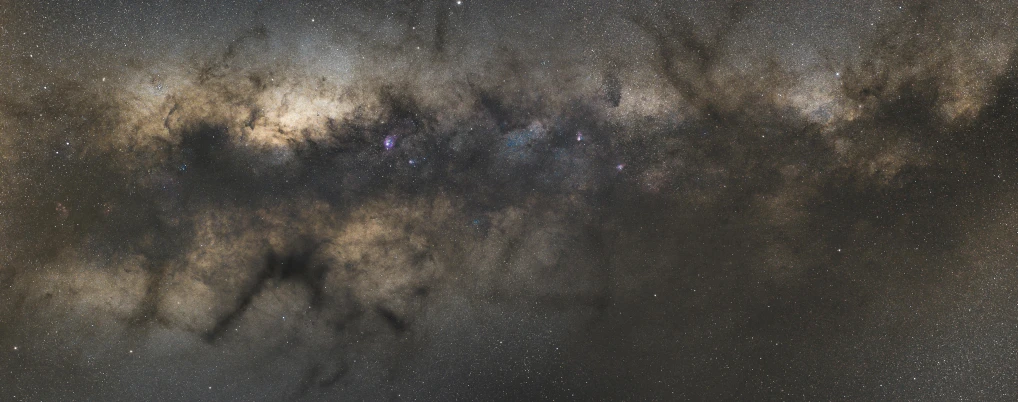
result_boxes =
[3,0,1018,400]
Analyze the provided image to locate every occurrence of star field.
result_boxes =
[3,0,1018,401]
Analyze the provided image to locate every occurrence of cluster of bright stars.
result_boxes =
[384,130,627,172]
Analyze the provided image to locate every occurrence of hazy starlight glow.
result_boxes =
[3,1,1018,401]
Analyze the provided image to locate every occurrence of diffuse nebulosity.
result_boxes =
[3,0,1018,400]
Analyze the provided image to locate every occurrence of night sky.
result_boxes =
[3,0,1018,400]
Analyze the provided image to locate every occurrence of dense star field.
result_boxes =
[4,0,1018,400]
